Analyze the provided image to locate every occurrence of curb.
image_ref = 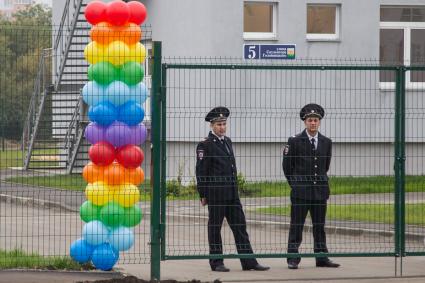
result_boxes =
[0,193,78,213]
[166,213,425,242]
[1,194,424,242]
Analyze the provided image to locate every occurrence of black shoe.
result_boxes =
[211,264,230,272]
[242,263,270,271]
[316,260,340,268]
[287,261,298,269]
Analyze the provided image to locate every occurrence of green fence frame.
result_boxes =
[150,42,425,280]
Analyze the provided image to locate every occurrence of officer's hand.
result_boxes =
[200,198,207,206]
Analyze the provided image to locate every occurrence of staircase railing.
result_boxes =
[64,94,88,174]
[22,48,53,169]
[53,0,84,90]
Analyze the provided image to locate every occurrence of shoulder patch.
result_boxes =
[197,149,205,160]
[283,145,290,155]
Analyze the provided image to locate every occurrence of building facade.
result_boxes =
[52,0,425,182]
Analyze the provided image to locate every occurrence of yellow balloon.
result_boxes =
[85,182,112,206]
[114,184,140,208]
[105,41,130,66]
[128,42,146,64]
[107,184,121,192]
[84,41,105,64]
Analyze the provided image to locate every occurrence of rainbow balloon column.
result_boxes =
[69,0,148,271]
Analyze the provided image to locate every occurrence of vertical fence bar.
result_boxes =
[150,41,162,281]
[394,66,406,263]
[160,64,167,260]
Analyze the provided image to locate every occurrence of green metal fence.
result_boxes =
[150,42,425,278]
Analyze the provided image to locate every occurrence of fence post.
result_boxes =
[150,41,162,281]
[160,64,167,260]
[394,66,406,262]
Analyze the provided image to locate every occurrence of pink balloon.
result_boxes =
[128,1,147,25]
[84,1,107,25]
[106,1,130,26]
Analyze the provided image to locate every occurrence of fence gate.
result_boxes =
[149,42,425,279]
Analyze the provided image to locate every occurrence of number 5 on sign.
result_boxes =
[244,45,259,59]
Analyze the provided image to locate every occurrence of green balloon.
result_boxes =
[88,62,118,85]
[80,201,101,223]
[119,62,144,85]
[122,205,143,227]
[100,202,125,228]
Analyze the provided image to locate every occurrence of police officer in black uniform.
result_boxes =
[282,103,340,270]
[196,106,269,272]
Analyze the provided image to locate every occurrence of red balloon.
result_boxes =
[84,1,107,25]
[127,1,147,25]
[88,141,116,166]
[116,145,144,168]
[106,1,130,26]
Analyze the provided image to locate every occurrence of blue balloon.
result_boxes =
[91,243,119,271]
[83,220,109,246]
[128,82,148,105]
[106,81,131,106]
[88,101,117,126]
[108,226,134,251]
[117,101,145,126]
[82,81,107,106]
[70,238,94,264]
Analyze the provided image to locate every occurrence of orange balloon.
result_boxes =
[82,162,105,183]
[123,167,145,186]
[113,23,142,45]
[90,22,142,45]
[90,22,114,44]
[104,162,126,185]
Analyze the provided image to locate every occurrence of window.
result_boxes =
[306,4,340,41]
[244,2,277,40]
[380,6,425,88]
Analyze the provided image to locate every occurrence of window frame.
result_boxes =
[306,4,341,41]
[243,1,278,41]
[380,21,425,90]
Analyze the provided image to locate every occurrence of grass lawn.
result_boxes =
[245,175,425,197]
[257,203,425,226]
[0,248,91,270]
[5,173,152,198]
[5,174,425,200]
[0,149,58,169]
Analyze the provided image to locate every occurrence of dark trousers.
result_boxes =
[287,197,328,264]
[208,199,258,269]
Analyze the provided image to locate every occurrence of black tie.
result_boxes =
[311,138,316,151]
[221,139,231,154]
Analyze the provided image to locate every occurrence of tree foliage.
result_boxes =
[0,4,52,140]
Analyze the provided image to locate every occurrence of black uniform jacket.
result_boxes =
[196,132,239,203]
[282,130,332,200]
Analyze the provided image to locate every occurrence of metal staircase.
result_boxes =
[22,0,88,170]
[22,0,151,172]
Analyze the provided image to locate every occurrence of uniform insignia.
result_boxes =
[197,150,204,160]
[284,145,290,155]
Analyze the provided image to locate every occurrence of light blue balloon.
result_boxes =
[82,81,107,106]
[83,220,109,246]
[128,82,148,105]
[88,101,117,126]
[91,243,119,271]
[106,81,131,106]
[117,101,145,126]
[70,238,94,264]
[108,226,134,251]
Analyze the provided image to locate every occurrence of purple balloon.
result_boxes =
[105,121,132,147]
[129,123,147,145]
[84,122,106,144]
